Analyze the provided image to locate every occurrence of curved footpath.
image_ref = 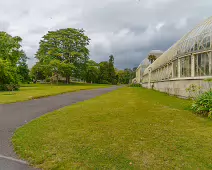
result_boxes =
[0,86,120,170]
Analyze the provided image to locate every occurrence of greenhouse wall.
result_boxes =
[142,79,211,98]
[139,16,212,97]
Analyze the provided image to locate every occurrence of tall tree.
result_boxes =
[108,55,116,84]
[0,32,23,65]
[36,28,90,83]
[99,61,109,84]
[30,62,47,82]
[0,32,24,90]
[85,66,99,83]
[85,60,99,83]
[17,51,30,83]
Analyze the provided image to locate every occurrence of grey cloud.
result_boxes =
[28,26,49,34]
[0,0,212,69]
[0,20,10,31]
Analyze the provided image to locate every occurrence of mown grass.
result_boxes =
[12,87,212,169]
[0,83,109,104]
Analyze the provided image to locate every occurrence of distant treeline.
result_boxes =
[0,28,136,91]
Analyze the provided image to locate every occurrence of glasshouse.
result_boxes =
[135,50,163,83]
[139,16,212,97]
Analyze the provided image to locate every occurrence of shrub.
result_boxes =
[191,90,212,117]
[128,83,142,87]
[186,84,202,99]
[0,84,20,91]
[100,80,110,84]
[111,79,118,85]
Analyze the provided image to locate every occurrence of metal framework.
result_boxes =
[142,16,212,84]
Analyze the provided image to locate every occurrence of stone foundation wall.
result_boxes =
[142,79,211,98]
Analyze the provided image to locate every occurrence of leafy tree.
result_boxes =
[36,28,90,83]
[0,32,23,65]
[108,55,116,84]
[148,55,157,64]
[31,63,46,82]
[59,62,75,84]
[49,60,62,84]
[117,68,134,84]
[85,65,99,83]
[0,59,18,85]
[99,61,109,84]
[0,32,24,90]
[87,60,98,67]
[85,60,99,83]
[17,52,30,83]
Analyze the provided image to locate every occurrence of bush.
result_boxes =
[100,80,110,84]
[191,90,212,117]
[128,83,142,87]
[0,84,20,91]
[111,79,118,85]
[186,84,202,99]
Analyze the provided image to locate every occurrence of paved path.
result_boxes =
[0,86,120,170]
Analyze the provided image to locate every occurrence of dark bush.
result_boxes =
[100,80,110,84]
[191,90,212,117]
[111,79,118,85]
[128,83,142,87]
[0,84,20,91]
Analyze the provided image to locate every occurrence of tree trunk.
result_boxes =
[66,76,70,84]
[56,74,59,85]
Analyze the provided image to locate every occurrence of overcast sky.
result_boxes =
[0,0,212,69]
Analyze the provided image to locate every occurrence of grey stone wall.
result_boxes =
[142,79,211,98]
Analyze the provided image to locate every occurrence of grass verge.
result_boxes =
[13,87,212,169]
[0,83,109,104]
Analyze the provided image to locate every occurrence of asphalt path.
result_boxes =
[0,86,120,170]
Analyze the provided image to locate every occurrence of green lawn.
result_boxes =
[12,87,212,169]
[0,83,109,104]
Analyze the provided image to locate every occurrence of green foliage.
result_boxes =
[0,32,27,90]
[0,84,20,91]
[108,55,116,83]
[100,80,110,84]
[0,32,23,65]
[186,84,202,99]
[117,68,134,84]
[17,52,30,83]
[99,61,109,83]
[0,58,20,91]
[128,83,142,87]
[204,78,212,82]
[36,28,90,81]
[30,63,46,81]
[85,65,99,83]
[148,54,157,64]
[191,90,212,117]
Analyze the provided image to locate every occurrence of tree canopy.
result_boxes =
[0,29,137,89]
[35,28,90,83]
[0,32,29,90]
[148,55,157,64]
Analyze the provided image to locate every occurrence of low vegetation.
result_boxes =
[0,83,109,104]
[128,83,142,87]
[13,87,212,169]
[187,79,212,118]
[191,90,212,117]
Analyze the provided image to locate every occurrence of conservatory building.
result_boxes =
[135,50,163,83]
[141,16,212,97]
